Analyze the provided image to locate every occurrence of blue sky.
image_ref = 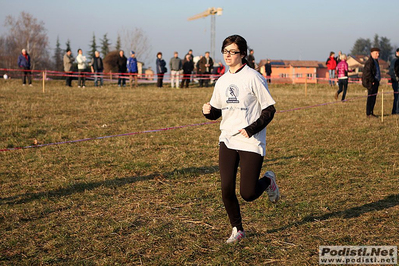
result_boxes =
[1,0,398,69]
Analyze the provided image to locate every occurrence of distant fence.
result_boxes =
[0,68,393,85]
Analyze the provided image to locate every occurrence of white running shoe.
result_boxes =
[264,171,280,203]
[226,227,245,244]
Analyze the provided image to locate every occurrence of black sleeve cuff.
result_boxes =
[244,105,276,137]
[203,106,222,120]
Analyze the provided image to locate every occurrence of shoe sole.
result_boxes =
[265,171,280,203]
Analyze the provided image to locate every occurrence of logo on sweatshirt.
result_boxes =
[226,84,239,103]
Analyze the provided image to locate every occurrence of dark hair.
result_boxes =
[66,48,71,53]
[157,52,162,57]
[221,35,248,64]
[77,49,82,53]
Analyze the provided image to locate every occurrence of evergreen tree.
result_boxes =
[379,36,393,61]
[100,33,111,57]
[88,33,97,60]
[65,39,72,53]
[115,34,121,51]
[53,36,63,71]
[372,34,380,48]
[351,38,371,56]
[351,34,393,61]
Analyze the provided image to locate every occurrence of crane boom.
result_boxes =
[187,7,222,21]
[187,8,223,60]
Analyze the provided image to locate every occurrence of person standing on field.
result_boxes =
[334,54,352,101]
[388,48,399,114]
[181,54,194,88]
[202,35,279,244]
[156,52,167,88]
[91,51,104,87]
[198,51,214,87]
[362,47,381,118]
[117,50,128,87]
[127,51,138,87]
[170,51,182,89]
[265,59,272,83]
[17,48,32,86]
[326,51,337,86]
[246,49,255,69]
[63,49,74,87]
[76,49,87,88]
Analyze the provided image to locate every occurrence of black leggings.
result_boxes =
[219,142,270,230]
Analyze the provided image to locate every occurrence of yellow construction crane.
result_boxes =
[188,7,223,60]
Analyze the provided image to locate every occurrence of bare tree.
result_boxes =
[119,27,152,67]
[4,12,50,69]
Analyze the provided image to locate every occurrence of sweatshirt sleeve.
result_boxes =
[244,105,276,138]
[203,105,222,120]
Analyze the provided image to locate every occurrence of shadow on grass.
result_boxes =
[0,165,219,205]
[267,194,399,233]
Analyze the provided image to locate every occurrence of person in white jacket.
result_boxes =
[76,49,87,88]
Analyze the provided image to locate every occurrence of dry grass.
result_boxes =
[0,79,398,265]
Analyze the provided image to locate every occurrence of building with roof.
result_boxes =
[258,59,328,84]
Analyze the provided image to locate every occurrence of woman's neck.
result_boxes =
[229,63,243,74]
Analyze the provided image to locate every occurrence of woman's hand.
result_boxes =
[238,129,249,138]
[202,102,211,114]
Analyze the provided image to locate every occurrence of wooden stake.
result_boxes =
[42,71,45,93]
[381,88,384,122]
[305,77,307,97]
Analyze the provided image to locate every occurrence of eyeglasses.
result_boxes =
[222,49,241,55]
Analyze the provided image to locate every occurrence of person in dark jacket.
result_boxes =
[246,49,255,69]
[362,47,381,118]
[17,49,32,86]
[91,51,104,87]
[181,54,194,88]
[198,51,214,87]
[117,50,128,87]
[265,60,272,83]
[389,48,399,114]
[156,52,167,88]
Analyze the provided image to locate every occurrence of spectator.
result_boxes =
[181,54,194,88]
[362,47,381,118]
[265,60,272,83]
[91,51,104,87]
[326,51,337,86]
[76,49,87,88]
[117,50,128,87]
[17,48,32,86]
[334,54,352,101]
[170,51,182,89]
[247,49,255,69]
[127,51,138,88]
[186,49,194,82]
[186,49,194,62]
[156,52,167,88]
[63,48,74,87]
[389,48,399,115]
[198,51,214,87]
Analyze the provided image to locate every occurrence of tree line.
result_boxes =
[350,34,394,62]
[0,12,152,71]
[0,12,396,71]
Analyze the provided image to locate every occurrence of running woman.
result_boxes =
[202,35,280,243]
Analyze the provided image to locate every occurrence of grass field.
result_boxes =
[1,79,398,265]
